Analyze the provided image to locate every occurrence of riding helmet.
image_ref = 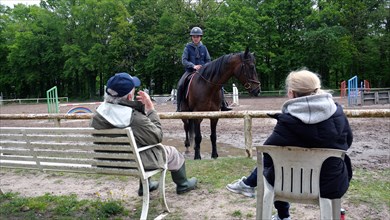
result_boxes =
[190,27,203,36]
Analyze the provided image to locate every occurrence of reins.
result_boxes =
[196,71,225,86]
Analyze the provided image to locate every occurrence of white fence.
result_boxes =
[0,97,69,105]
[1,109,389,157]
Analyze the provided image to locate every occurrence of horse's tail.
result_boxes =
[188,119,195,147]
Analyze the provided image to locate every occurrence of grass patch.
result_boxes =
[347,168,390,209]
[0,192,126,219]
[186,157,256,189]
[1,158,388,219]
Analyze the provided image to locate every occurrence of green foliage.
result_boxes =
[347,168,390,208]
[95,200,124,217]
[231,210,242,217]
[0,0,388,99]
[0,192,125,219]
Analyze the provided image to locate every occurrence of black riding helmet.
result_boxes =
[190,27,203,36]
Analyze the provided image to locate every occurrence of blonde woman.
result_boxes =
[226,69,353,220]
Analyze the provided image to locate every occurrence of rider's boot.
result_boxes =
[176,84,183,112]
[220,87,232,111]
[176,94,181,112]
[221,100,232,111]
[171,162,197,194]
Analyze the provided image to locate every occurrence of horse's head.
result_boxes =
[233,47,261,96]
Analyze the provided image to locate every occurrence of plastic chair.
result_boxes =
[256,145,346,220]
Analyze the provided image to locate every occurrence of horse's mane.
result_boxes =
[199,52,254,79]
[199,54,234,79]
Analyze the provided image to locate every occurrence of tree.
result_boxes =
[58,0,135,98]
[3,4,65,98]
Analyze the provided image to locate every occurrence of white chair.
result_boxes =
[256,145,346,220]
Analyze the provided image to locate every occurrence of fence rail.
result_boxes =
[1,109,389,157]
[0,97,69,104]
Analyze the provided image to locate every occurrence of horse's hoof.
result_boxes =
[211,154,218,159]
[194,155,202,160]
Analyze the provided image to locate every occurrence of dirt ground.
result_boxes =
[0,96,389,219]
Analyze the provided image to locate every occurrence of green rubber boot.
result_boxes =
[171,163,197,194]
[138,178,159,196]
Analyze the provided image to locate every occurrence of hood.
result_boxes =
[282,93,337,124]
[186,41,203,48]
[96,102,133,128]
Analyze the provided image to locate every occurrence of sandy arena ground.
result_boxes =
[0,96,389,219]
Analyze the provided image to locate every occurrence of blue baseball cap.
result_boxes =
[106,72,141,97]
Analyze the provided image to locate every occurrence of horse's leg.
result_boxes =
[210,118,219,159]
[194,119,202,160]
[183,119,191,153]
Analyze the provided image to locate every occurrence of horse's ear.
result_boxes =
[244,47,250,58]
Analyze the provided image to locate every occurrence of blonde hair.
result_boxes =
[285,69,325,97]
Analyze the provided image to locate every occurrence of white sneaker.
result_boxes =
[272,215,291,220]
[226,176,255,198]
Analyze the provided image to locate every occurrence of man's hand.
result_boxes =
[136,91,154,113]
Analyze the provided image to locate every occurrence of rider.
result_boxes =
[177,26,232,112]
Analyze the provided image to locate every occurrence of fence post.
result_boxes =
[244,114,252,157]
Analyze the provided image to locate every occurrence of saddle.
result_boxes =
[180,72,196,101]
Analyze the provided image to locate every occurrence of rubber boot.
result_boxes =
[171,163,197,194]
[138,178,159,196]
[176,100,181,112]
[176,87,182,112]
[221,100,232,111]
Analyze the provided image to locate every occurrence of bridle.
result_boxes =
[237,56,261,91]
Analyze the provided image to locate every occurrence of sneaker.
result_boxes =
[272,215,291,220]
[226,176,255,198]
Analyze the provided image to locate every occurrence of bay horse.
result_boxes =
[178,47,261,160]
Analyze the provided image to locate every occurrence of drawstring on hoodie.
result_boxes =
[195,46,200,59]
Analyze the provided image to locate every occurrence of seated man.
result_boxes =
[91,72,197,195]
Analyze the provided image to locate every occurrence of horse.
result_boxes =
[178,47,261,160]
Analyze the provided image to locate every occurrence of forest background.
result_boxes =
[0,0,389,100]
